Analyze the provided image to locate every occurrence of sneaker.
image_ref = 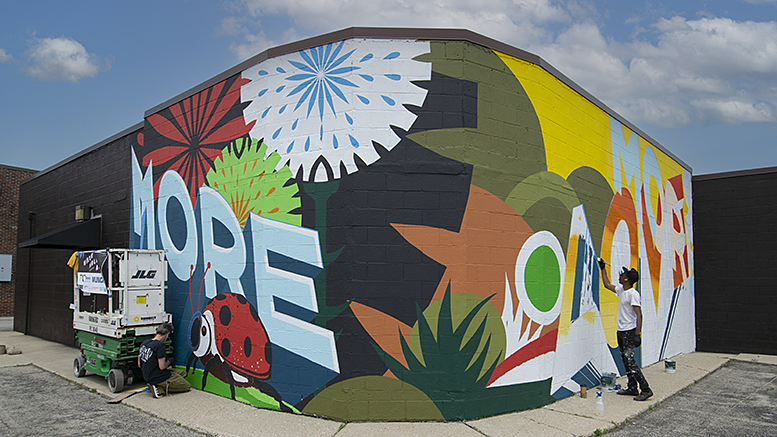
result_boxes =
[148,384,163,399]
[634,389,653,401]
[617,388,639,396]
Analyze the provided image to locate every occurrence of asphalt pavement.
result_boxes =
[606,359,777,436]
[0,365,206,436]
[1,316,775,437]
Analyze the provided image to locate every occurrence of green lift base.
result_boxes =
[73,329,172,393]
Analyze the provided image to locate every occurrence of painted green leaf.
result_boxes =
[206,138,300,227]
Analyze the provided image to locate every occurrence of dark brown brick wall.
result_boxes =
[694,169,777,355]
[14,130,136,345]
[0,165,37,316]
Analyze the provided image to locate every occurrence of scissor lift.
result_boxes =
[71,249,172,392]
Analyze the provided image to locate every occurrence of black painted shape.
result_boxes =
[211,217,235,249]
[295,70,478,384]
[267,250,323,279]
[407,71,478,134]
[325,135,471,324]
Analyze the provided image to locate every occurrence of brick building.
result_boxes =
[0,164,37,315]
[15,28,694,421]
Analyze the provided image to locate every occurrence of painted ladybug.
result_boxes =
[185,263,290,412]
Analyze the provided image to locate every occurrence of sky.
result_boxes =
[1,0,777,176]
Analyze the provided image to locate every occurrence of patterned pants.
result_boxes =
[617,329,650,392]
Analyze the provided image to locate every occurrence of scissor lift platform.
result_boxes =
[71,249,172,392]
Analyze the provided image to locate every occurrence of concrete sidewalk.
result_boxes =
[0,316,749,436]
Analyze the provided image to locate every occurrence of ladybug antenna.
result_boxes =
[189,264,195,315]
[198,262,211,310]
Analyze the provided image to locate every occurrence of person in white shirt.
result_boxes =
[598,259,653,401]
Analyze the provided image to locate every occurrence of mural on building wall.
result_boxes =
[130,37,694,421]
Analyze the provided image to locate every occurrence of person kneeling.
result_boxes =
[138,322,191,398]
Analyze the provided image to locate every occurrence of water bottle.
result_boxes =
[596,391,604,416]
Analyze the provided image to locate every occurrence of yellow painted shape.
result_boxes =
[599,285,619,348]
[558,234,580,337]
[620,162,638,203]
[640,136,686,195]
[581,310,596,324]
[622,124,633,147]
[495,51,614,189]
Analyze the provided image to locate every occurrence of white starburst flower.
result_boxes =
[242,39,431,182]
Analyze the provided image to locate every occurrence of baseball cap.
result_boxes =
[620,267,640,284]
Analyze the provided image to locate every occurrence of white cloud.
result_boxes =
[229,29,277,60]
[222,2,777,128]
[691,98,775,124]
[652,16,692,32]
[24,36,109,82]
[226,0,573,60]
[0,48,13,63]
[528,16,777,127]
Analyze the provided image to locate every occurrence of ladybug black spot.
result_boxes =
[221,338,231,357]
[249,304,259,322]
[220,305,231,326]
[244,336,252,358]
[215,294,227,301]
[236,294,247,305]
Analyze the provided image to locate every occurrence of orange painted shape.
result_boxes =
[601,188,640,268]
[599,187,639,348]
[674,253,684,289]
[520,312,531,338]
[641,189,662,308]
[528,321,541,339]
[350,301,412,368]
[391,185,534,315]
[673,211,681,232]
[668,174,684,200]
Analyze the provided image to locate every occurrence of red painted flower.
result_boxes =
[141,74,256,205]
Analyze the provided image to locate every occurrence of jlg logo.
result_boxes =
[131,270,157,279]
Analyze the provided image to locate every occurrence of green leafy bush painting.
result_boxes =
[373,284,505,420]
[206,138,300,227]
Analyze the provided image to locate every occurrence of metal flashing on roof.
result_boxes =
[26,122,144,182]
[18,217,102,250]
[693,165,777,181]
[0,163,38,173]
[142,26,690,173]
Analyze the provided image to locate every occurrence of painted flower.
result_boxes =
[242,39,431,182]
[140,74,256,205]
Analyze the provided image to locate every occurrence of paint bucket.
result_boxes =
[665,360,676,373]
[601,373,617,390]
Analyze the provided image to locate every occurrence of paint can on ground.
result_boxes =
[665,360,676,373]
[601,373,617,391]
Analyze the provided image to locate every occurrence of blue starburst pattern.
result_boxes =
[242,39,431,182]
